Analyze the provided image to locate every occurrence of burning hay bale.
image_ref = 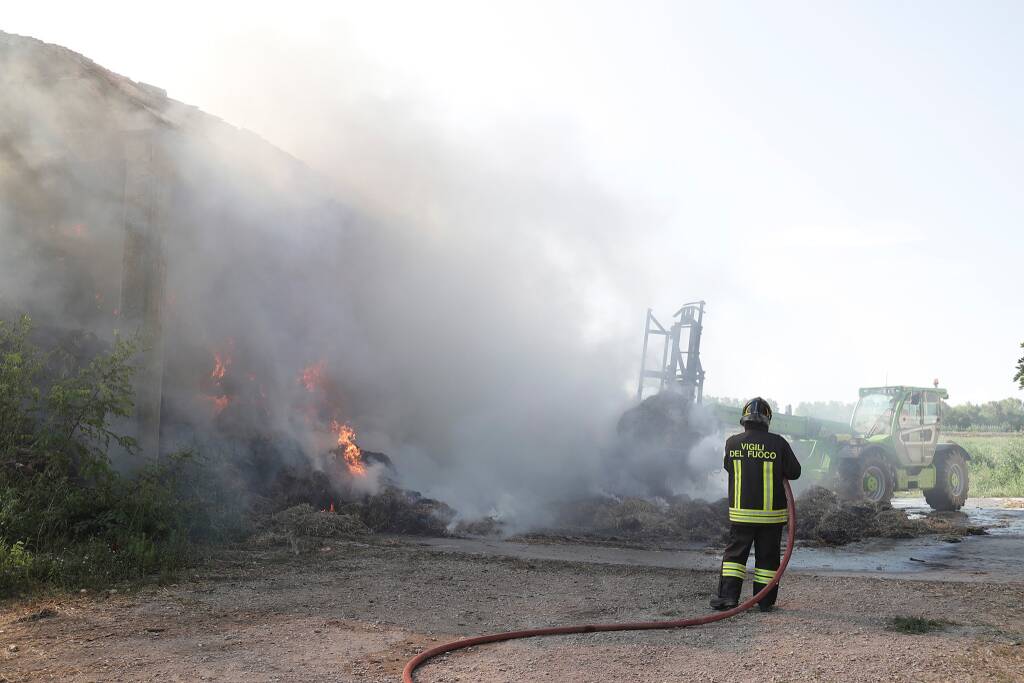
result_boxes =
[243,426,454,543]
[617,392,697,449]
[611,392,720,498]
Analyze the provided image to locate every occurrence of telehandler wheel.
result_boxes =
[840,454,893,504]
[924,450,969,512]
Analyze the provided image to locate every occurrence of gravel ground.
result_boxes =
[2,538,1023,682]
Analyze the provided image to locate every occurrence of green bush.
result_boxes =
[0,539,51,595]
[0,315,242,597]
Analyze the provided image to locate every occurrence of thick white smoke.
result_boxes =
[1,31,721,528]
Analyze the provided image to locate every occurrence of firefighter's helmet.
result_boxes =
[740,397,772,427]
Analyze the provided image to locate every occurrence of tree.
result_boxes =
[1016,342,1024,390]
[941,398,1024,432]
[707,396,781,412]
[794,400,856,423]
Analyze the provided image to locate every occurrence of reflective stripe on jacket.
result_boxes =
[724,424,801,524]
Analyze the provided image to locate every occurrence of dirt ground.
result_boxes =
[3,535,1024,683]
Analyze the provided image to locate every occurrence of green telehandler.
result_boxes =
[637,303,971,510]
[709,388,970,510]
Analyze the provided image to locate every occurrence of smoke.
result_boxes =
[0,31,718,528]
[610,394,726,501]
[287,103,662,522]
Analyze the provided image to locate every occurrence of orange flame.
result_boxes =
[205,343,235,416]
[211,352,230,381]
[63,223,87,239]
[331,419,366,476]
[300,360,327,392]
[213,395,230,414]
[205,394,231,415]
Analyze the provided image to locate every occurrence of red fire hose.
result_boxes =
[403,480,797,683]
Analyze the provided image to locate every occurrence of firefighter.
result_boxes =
[710,397,801,613]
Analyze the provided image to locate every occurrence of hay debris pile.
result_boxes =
[546,495,730,543]
[795,486,987,545]
[497,495,733,546]
[254,504,369,553]
[253,486,455,553]
[499,486,988,548]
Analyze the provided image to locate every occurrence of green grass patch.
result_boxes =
[955,435,1024,497]
[887,615,955,634]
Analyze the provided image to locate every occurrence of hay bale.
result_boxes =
[617,392,695,448]
[358,487,455,535]
[613,392,716,499]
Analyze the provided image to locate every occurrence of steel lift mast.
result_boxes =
[636,301,706,403]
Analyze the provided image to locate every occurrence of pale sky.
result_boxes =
[6,1,1023,406]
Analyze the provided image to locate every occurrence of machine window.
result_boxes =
[923,393,939,425]
[901,398,921,427]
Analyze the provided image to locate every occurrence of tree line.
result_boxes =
[942,398,1024,432]
[793,398,1024,433]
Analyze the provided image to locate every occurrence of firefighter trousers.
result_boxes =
[716,522,783,608]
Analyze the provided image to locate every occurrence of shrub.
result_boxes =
[887,615,954,634]
[0,315,233,596]
[0,540,49,595]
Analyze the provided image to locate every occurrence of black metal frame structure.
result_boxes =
[636,301,706,403]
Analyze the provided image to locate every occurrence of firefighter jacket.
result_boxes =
[723,424,801,524]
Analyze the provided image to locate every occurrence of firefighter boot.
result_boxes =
[709,595,738,611]
[710,574,742,611]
